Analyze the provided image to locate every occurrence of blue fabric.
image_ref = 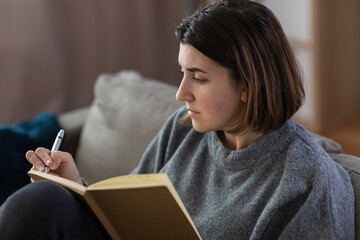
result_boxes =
[0,113,61,205]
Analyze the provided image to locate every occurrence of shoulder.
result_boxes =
[284,120,355,237]
[271,120,353,220]
[286,120,338,167]
[281,120,351,190]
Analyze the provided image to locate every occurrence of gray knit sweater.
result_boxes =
[131,106,354,239]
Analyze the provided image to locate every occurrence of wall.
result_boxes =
[260,0,360,132]
[0,0,195,124]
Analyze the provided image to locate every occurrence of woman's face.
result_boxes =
[176,43,247,133]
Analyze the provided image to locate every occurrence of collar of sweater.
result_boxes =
[207,119,296,170]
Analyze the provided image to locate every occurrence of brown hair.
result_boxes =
[175,0,305,134]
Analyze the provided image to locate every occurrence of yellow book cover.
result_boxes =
[28,170,201,240]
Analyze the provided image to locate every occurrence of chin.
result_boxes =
[192,122,213,133]
[193,128,207,133]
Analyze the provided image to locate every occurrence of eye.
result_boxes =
[193,76,206,84]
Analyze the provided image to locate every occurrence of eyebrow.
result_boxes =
[186,67,208,74]
[178,63,208,74]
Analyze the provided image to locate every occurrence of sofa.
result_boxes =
[57,70,360,238]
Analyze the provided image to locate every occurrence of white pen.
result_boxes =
[45,129,65,174]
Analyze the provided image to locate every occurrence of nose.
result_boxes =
[176,75,194,102]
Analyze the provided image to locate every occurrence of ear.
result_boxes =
[240,87,247,102]
[238,81,247,102]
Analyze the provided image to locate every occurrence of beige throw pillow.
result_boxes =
[75,70,182,183]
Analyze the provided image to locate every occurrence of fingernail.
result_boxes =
[39,165,44,172]
[46,160,51,166]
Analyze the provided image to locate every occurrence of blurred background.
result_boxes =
[0,0,359,156]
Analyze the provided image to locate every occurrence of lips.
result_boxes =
[187,108,199,116]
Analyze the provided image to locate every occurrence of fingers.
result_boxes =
[25,147,61,172]
[26,148,79,182]
[26,148,66,172]
[26,147,57,172]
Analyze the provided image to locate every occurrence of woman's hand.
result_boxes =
[26,147,82,185]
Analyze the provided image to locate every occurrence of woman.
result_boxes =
[0,0,354,239]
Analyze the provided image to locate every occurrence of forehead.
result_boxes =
[178,43,214,67]
[178,43,234,79]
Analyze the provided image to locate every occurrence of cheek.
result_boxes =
[201,92,238,118]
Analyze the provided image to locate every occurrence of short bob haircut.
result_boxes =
[175,0,305,134]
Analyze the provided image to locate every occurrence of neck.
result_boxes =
[219,131,263,151]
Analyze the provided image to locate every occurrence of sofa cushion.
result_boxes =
[75,70,183,183]
[311,133,342,153]
[330,153,360,234]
